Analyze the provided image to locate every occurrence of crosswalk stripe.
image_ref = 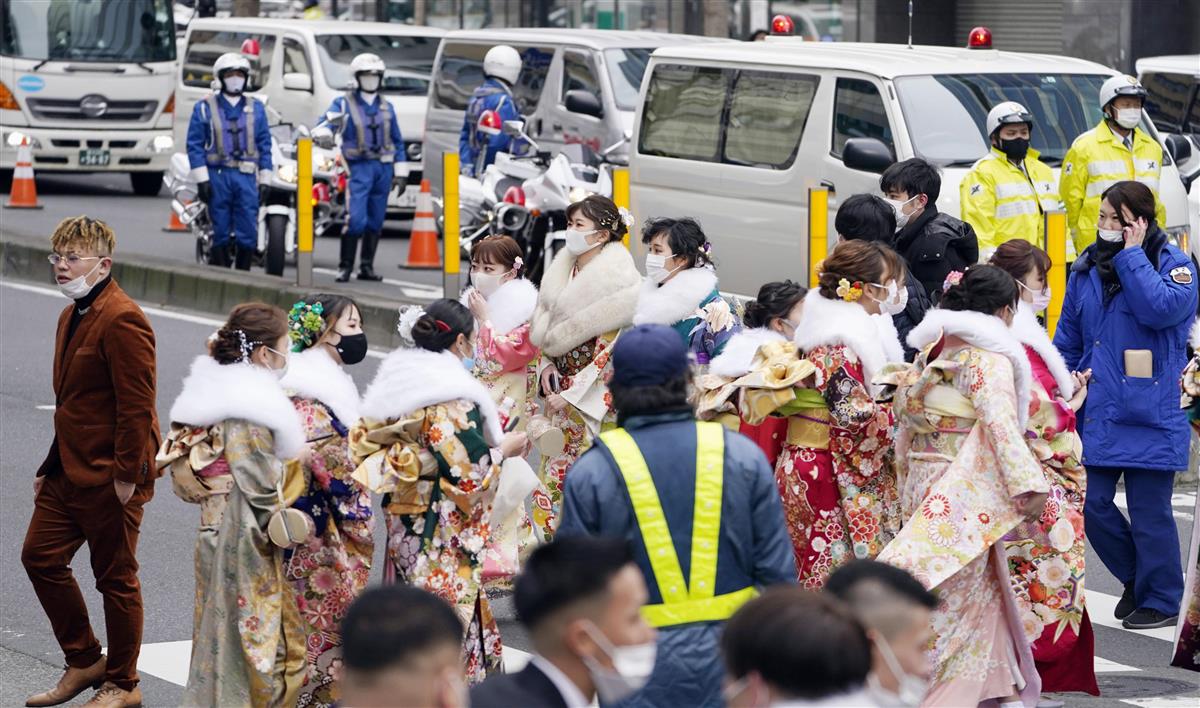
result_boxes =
[1085,589,1178,643]
[1120,697,1200,707]
[1094,655,1140,673]
[1112,492,1196,522]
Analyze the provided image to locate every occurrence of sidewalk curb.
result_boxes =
[2,233,414,349]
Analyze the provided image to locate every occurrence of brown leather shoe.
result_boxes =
[25,655,106,707]
[81,682,142,708]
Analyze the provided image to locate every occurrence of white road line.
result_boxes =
[1085,589,1178,643]
[502,645,531,674]
[1093,655,1140,673]
[1112,492,1196,522]
[312,267,441,296]
[1121,698,1200,708]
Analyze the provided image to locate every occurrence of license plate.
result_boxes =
[78,149,110,167]
[395,186,418,208]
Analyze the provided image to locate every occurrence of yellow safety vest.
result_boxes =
[600,422,757,628]
[960,147,1059,254]
[1059,119,1167,253]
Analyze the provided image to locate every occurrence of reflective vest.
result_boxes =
[465,83,513,175]
[960,147,1059,254]
[203,94,258,171]
[600,422,757,628]
[1060,119,1167,252]
[342,92,395,162]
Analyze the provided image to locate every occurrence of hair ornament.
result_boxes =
[617,206,635,229]
[235,328,254,363]
[836,278,864,303]
[396,305,425,348]
[434,319,452,333]
[287,300,326,352]
[942,270,965,293]
[512,256,524,273]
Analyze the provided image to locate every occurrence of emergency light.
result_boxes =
[240,38,261,57]
[771,14,795,36]
[967,26,993,49]
[503,186,526,206]
[477,109,502,137]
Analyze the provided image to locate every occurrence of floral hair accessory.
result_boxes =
[234,328,254,362]
[287,300,326,352]
[617,207,635,229]
[512,256,524,273]
[942,270,965,293]
[836,278,864,303]
[396,305,425,348]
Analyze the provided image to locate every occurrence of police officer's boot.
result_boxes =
[234,245,253,271]
[336,232,357,283]
[207,243,230,268]
[357,230,383,281]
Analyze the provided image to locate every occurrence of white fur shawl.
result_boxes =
[907,308,1033,428]
[793,291,905,393]
[1191,318,1200,350]
[279,347,361,425]
[709,328,786,378]
[1011,302,1075,400]
[169,355,306,458]
[529,242,642,357]
[461,277,539,336]
[359,347,502,446]
[633,267,718,327]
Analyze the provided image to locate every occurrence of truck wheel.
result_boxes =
[265,214,288,276]
[130,172,163,197]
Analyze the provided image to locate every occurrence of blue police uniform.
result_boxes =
[186,93,271,265]
[1053,227,1196,617]
[316,91,405,278]
[459,78,521,178]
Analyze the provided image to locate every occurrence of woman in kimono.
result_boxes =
[878,265,1050,708]
[741,241,905,587]
[989,241,1098,696]
[278,295,374,707]
[528,195,641,540]
[350,299,529,683]
[1174,320,1200,672]
[633,217,740,366]
[157,303,308,707]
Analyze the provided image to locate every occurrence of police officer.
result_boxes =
[1060,75,1167,254]
[314,53,406,282]
[186,52,272,270]
[960,101,1060,256]
[459,45,523,178]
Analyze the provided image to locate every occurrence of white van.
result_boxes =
[1138,54,1199,246]
[175,18,444,212]
[631,40,1195,298]
[422,28,728,198]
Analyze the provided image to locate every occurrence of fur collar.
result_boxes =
[461,278,539,336]
[633,267,718,326]
[1191,317,1200,351]
[360,347,502,446]
[709,328,786,378]
[169,355,306,458]
[1011,302,1075,400]
[907,308,1032,427]
[793,291,905,393]
[279,347,361,425]
[529,242,642,357]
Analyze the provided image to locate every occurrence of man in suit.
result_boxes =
[471,537,656,708]
[21,217,160,708]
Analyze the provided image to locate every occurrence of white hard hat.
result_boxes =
[213,52,251,78]
[483,45,521,85]
[986,101,1034,136]
[1099,75,1146,108]
[350,53,386,76]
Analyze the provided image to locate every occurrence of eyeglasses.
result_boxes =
[47,254,101,266]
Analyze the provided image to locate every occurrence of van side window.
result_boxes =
[1188,89,1200,137]
[725,70,818,169]
[562,50,601,102]
[432,42,554,114]
[1142,72,1192,133]
[182,31,275,91]
[283,38,310,76]
[832,78,893,157]
[640,64,731,162]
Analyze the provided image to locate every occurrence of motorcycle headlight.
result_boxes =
[317,156,337,173]
[278,163,298,184]
[1165,225,1191,254]
[568,187,592,204]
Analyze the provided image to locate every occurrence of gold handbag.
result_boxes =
[267,471,313,549]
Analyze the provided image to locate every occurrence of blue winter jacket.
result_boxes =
[1052,228,1197,471]
[458,78,521,177]
[186,93,272,176]
[558,410,797,708]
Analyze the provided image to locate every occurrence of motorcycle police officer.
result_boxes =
[960,101,1060,256]
[313,53,406,282]
[186,52,272,270]
[459,45,523,178]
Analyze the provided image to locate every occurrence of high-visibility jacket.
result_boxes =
[960,146,1059,253]
[1060,119,1166,253]
[599,422,757,628]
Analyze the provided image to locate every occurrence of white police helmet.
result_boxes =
[350,53,386,77]
[986,101,1034,136]
[213,52,251,80]
[1099,75,1147,109]
[483,45,521,85]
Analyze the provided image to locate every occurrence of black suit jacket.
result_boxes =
[470,662,570,708]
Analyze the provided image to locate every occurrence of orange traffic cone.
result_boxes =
[163,201,189,232]
[5,137,42,209]
[404,178,441,269]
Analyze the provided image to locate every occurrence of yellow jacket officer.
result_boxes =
[961,102,1059,255]
[1060,75,1166,253]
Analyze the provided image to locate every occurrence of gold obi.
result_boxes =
[786,409,832,449]
[350,411,440,514]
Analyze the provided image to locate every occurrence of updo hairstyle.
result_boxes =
[289,293,360,352]
[743,280,808,328]
[209,302,288,365]
[565,194,627,243]
[940,265,1019,315]
[817,240,905,300]
[410,298,475,353]
[471,234,524,273]
[641,216,714,269]
[988,240,1051,283]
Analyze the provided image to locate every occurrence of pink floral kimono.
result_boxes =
[1174,321,1200,672]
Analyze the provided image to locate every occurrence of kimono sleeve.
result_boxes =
[223,419,286,529]
[427,402,501,504]
[478,321,539,372]
[962,352,1047,499]
[811,346,881,433]
[560,332,618,432]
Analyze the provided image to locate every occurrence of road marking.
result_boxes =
[1093,655,1140,673]
[502,645,531,674]
[1113,492,1195,522]
[1121,698,1200,708]
[312,267,441,300]
[1086,589,1178,643]
[34,404,55,410]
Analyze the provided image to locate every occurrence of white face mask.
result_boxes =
[869,280,908,316]
[1113,107,1141,130]
[222,75,246,96]
[866,635,928,708]
[1018,280,1052,312]
[357,73,381,94]
[264,346,289,380]
[58,259,104,300]
[884,195,920,231]
[1097,227,1125,243]
[581,622,657,703]
[565,228,601,255]
[645,253,683,284]
[471,269,508,298]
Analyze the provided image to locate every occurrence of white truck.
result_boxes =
[0,0,178,195]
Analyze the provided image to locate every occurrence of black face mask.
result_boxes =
[334,333,368,365]
[998,136,1029,162]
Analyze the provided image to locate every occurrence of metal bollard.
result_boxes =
[612,167,631,249]
[1044,209,1068,336]
[296,137,313,288]
[808,187,830,289]
[442,152,461,298]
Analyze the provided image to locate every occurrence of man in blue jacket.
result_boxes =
[186,52,272,270]
[459,45,523,178]
[558,324,796,708]
[1053,181,1196,631]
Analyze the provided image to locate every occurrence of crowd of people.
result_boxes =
[18,74,1200,708]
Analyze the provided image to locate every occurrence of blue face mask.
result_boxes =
[462,356,476,372]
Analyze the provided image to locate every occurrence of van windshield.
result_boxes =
[893,73,1111,167]
[605,48,652,111]
[316,34,438,95]
[1,0,175,63]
